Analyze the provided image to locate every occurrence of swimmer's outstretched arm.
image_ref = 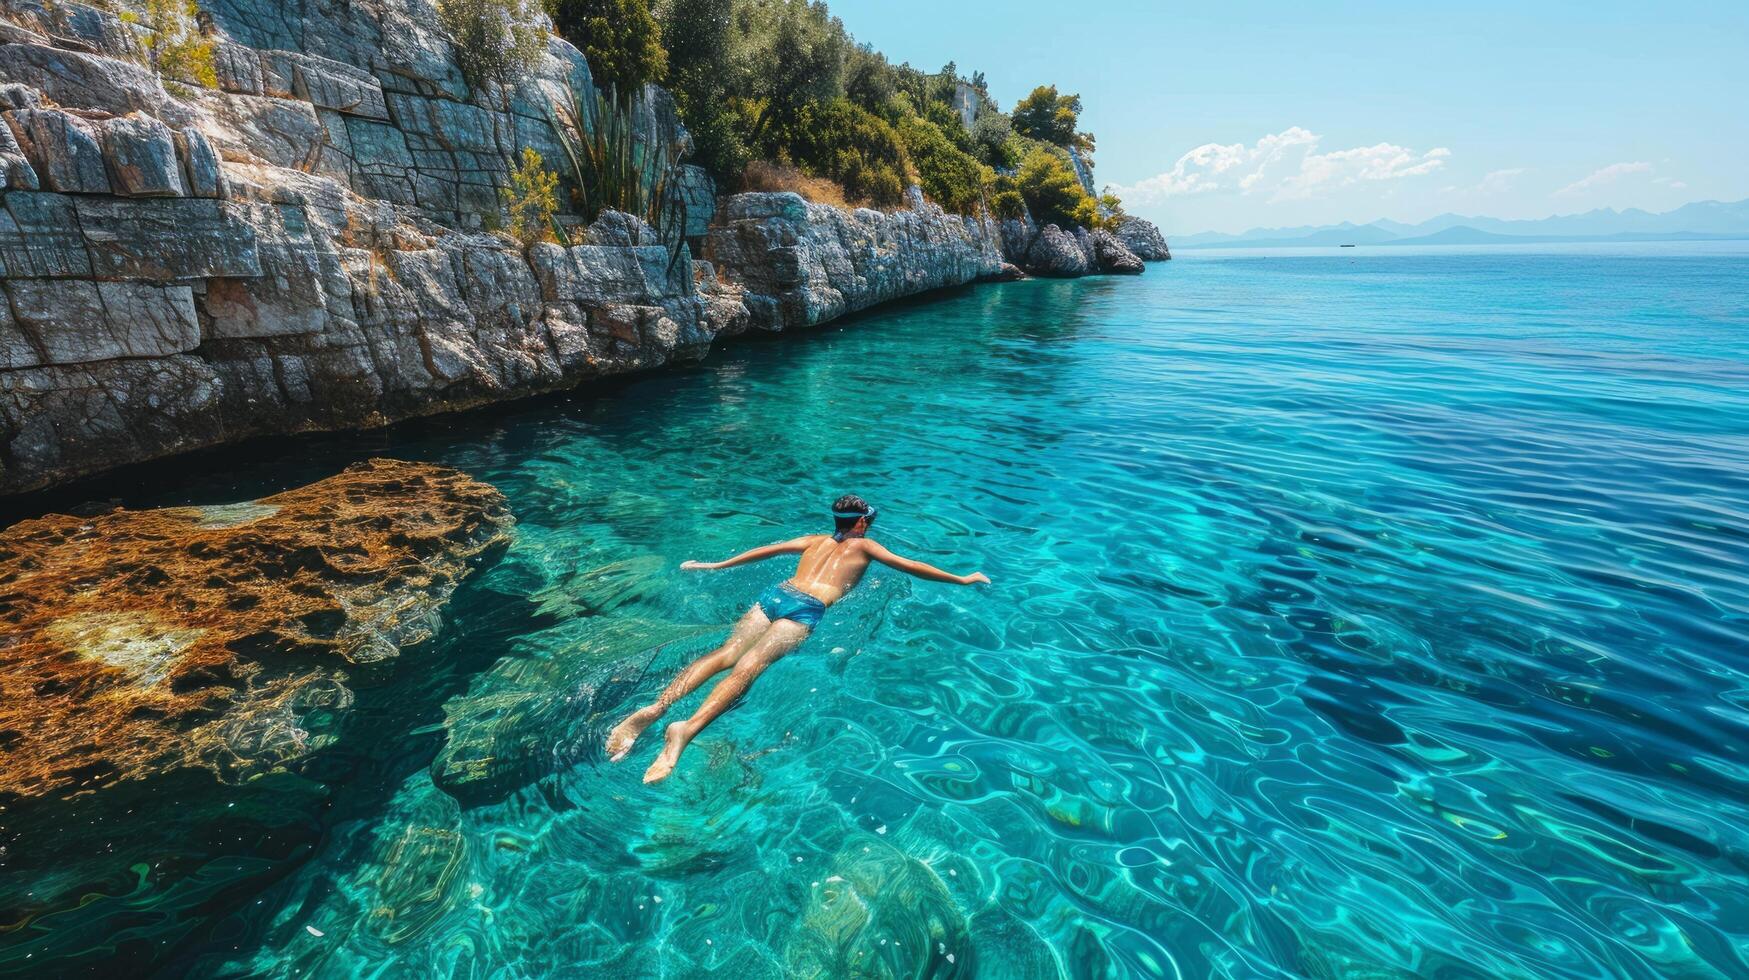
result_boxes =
[863,540,990,586]
[680,536,821,571]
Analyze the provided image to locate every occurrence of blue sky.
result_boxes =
[826,0,1749,235]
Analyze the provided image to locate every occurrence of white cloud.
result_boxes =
[1478,168,1526,194]
[1555,161,1652,197]
[1113,128,1449,205]
[1440,168,1527,198]
[1654,176,1688,190]
[1275,144,1450,200]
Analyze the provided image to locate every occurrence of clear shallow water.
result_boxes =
[6,244,1749,977]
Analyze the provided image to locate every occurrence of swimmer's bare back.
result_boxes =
[684,534,990,607]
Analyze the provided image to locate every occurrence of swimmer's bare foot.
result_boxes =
[643,723,691,784]
[606,707,659,762]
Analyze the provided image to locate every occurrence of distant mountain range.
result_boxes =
[1173,199,1749,249]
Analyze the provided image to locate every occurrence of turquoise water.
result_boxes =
[5,243,1749,977]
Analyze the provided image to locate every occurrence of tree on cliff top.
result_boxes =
[660,0,750,176]
[546,0,667,93]
[739,0,847,148]
[1011,85,1083,148]
[439,0,548,92]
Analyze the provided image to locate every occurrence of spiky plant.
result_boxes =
[546,83,689,271]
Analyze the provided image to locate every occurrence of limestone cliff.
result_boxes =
[997,212,1160,277]
[0,0,725,495]
[706,188,1006,333]
[1116,215,1172,261]
[0,0,1153,496]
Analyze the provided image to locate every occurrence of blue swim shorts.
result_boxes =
[756,581,826,629]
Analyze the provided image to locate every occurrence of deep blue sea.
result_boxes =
[5,242,1748,978]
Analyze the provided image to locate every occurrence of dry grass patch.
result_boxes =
[740,161,871,212]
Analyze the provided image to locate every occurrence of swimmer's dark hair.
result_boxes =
[832,494,876,541]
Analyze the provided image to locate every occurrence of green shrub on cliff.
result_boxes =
[784,99,908,207]
[545,0,667,93]
[918,98,977,156]
[895,113,986,214]
[1097,190,1126,226]
[843,43,897,115]
[645,0,1116,220]
[987,173,1026,221]
[141,0,216,89]
[971,111,1017,169]
[1016,144,1098,229]
[439,0,548,91]
[504,147,560,245]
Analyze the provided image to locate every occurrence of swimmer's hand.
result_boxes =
[680,560,714,571]
[961,572,991,586]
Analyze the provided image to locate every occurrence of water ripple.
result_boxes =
[5,245,1749,977]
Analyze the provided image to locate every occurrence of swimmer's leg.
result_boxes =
[607,605,770,761]
[644,619,810,783]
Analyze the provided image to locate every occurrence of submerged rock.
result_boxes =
[785,835,971,977]
[528,554,670,618]
[967,906,1063,978]
[250,772,470,974]
[432,617,716,805]
[0,458,511,800]
[370,819,469,945]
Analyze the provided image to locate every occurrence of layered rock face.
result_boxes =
[1116,215,1171,261]
[0,0,1162,496]
[998,214,1161,278]
[0,0,725,495]
[706,189,1006,332]
[0,458,510,800]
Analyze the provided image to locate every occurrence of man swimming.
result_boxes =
[608,494,990,783]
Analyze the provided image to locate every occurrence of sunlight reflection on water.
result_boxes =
[6,245,1749,978]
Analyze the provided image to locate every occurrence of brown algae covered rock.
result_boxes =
[0,458,512,802]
